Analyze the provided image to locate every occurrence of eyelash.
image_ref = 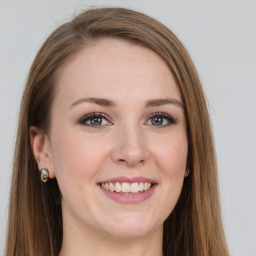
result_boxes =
[78,112,111,128]
[78,112,177,128]
[146,112,177,127]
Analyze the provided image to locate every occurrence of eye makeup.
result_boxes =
[78,112,112,127]
[145,112,177,127]
[78,111,177,129]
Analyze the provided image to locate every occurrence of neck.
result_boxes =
[59,215,164,256]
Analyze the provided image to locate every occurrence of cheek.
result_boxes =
[152,134,188,178]
[147,133,188,222]
[50,128,107,186]
[158,143,187,199]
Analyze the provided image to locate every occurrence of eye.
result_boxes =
[78,113,111,127]
[145,112,177,127]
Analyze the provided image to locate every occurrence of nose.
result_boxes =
[111,125,149,167]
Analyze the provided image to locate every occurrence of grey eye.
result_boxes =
[89,117,103,125]
[145,113,177,127]
[151,116,164,126]
[79,113,111,127]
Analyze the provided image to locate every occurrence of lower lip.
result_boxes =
[99,185,157,204]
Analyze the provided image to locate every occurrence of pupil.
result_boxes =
[91,117,102,125]
[152,117,163,125]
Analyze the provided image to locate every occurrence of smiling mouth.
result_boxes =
[100,182,153,194]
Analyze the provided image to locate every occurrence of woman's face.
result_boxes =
[45,38,188,239]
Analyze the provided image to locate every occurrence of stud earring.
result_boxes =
[187,169,191,176]
[40,168,49,182]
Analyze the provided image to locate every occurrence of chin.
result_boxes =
[101,213,160,239]
[106,226,155,240]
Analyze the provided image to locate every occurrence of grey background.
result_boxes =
[0,0,255,255]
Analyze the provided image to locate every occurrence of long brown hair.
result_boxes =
[6,7,229,256]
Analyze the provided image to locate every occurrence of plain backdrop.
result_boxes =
[0,0,255,255]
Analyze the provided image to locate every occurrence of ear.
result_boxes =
[184,167,190,178]
[30,126,55,179]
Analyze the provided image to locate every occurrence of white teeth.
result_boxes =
[101,182,152,193]
[115,182,122,192]
[138,182,144,192]
[122,182,130,193]
[131,183,139,193]
[109,182,115,192]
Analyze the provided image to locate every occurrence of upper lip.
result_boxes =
[98,176,157,184]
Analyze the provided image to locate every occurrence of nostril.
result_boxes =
[117,158,145,167]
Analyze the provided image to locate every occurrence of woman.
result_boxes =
[5,7,229,256]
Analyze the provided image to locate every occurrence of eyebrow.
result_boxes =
[70,97,184,109]
[70,97,115,108]
[145,98,184,108]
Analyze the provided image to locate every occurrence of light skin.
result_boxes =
[31,38,188,256]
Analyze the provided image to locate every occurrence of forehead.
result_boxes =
[54,38,181,105]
